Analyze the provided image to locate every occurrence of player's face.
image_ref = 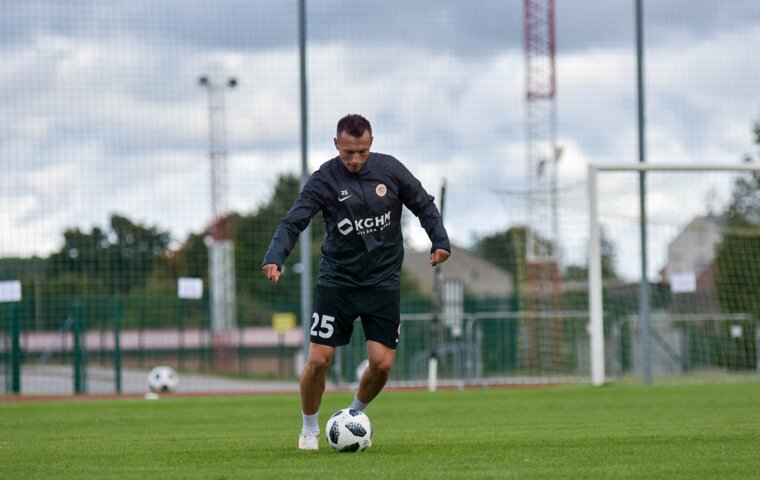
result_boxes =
[335,130,373,173]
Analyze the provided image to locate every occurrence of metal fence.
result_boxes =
[4,306,759,396]
[2,309,594,396]
[336,311,594,388]
[609,314,760,381]
[4,2,760,397]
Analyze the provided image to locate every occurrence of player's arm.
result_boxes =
[395,161,451,264]
[261,175,324,284]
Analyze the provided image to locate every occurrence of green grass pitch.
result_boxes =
[2,382,759,479]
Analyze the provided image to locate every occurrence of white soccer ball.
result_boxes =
[325,408,373,452]
[147,365,179,393]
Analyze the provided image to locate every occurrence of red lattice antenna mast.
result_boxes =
[524,0,558,261]
[524,0,563,369]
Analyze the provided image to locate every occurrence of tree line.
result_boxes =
[2,118,760,330]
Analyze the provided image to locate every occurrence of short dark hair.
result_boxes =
[336,114,372,138]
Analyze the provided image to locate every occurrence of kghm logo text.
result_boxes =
[338,211,392,236]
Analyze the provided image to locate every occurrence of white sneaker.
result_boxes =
[298,432,319,451]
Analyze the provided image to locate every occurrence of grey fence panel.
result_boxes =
[334,311,592,388]
[609,314,760,381]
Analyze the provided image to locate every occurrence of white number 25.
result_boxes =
[310,313,335,338]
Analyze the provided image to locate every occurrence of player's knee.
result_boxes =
[306,354,331,374]
[368,357,393,377]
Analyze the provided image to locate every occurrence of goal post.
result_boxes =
[588,163,760,386]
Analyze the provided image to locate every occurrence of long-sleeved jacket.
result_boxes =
[262,152,450,288]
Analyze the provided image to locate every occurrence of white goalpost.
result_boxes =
[587,162,760,386]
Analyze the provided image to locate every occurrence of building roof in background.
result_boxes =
[402,245,514,298]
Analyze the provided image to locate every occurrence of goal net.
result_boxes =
[588,164,760,385]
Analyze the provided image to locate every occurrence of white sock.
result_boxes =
[349,395,369,412]
[302,412,319,434]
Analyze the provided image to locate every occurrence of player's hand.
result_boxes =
[430,249,450,267]
[261,264,281,284]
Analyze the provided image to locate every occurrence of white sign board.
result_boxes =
[730,325,743,339]
[0,280,22,302]
[178,277,204,300]
[443,279,465,338]
[670,272,697,293]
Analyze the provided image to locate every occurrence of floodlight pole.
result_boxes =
[298,0,312,365]
[199,75,238,356]
[635,0,652,385]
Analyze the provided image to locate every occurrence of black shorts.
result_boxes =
[310,285,401,349]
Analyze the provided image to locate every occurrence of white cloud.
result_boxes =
[1,158,88,255]
[1,10,760,284]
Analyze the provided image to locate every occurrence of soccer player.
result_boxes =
[262,114,451,450]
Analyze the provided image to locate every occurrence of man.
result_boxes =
[261,114,450,450]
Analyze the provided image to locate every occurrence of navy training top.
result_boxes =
[262,152,450,288]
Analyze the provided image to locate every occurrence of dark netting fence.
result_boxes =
[2,1,760,395]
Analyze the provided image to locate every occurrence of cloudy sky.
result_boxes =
[2,1,760,280]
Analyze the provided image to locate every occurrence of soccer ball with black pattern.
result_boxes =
[325,408,373,452]
[147,365,179,393]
